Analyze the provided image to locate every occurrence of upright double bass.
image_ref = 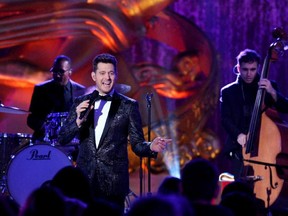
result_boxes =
[243,27,288,209]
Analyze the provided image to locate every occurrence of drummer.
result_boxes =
[27,55,85,143]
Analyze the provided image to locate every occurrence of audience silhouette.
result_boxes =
[0,195,19,216]
[126,194,194,216]
[220,180,266,216]
[83,197,123,216]
[18,185,67,216]
[157,176,182,196]
[3,155,280,216]
[181,157,234,216]
[221,190,258,216]
[50,166,93,205]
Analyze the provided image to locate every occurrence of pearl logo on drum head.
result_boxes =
[27,149,51,160]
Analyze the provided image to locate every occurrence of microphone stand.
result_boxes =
[146,93,153,196]
[139,93,153,197]
[140,152,143,197]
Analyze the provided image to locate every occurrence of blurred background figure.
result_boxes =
[27,55,85,144]
[18,185,67,216]
[157,176,182,196]
[50,166,93,205]
[126,194,194,216]
[220,181,266,216]
[0,194,19,216]
[83,197,123,216]
[181,157,234,216]
[19,184,87,216]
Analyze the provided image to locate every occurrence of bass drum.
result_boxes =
[0,133,32,180]
[6,144,73,206]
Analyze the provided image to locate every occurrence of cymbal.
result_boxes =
[85,83,131,95]
[0,104,30,114]
[115,83,131,94]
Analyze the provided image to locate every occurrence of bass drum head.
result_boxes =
[6,144,72,206]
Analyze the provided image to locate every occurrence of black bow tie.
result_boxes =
[90,90,113,102]
[98,94,113,101]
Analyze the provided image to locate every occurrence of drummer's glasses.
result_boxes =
[52,69,71,76]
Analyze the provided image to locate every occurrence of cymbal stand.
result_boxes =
[0,174,6,195]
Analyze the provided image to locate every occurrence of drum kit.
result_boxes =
[0,84,132,206]
[0,103,73,206]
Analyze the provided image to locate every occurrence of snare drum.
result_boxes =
[6,144,73,206]
[44,112,69,144]
[44,112,79,145]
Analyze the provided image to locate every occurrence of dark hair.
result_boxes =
[92,53,117,73]
[181,157,219,201]
[50,166,93,204]
[126,195,194,216]
[50,55,72,72]
[221,181,254,199]
[236,49,261,66]
[157,176,182,195]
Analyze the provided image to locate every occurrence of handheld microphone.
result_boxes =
[79,90,99,120]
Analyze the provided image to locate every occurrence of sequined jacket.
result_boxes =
[58,91,157,199]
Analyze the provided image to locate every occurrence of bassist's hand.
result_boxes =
[237,133,247,147]
[259,78,277,101]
